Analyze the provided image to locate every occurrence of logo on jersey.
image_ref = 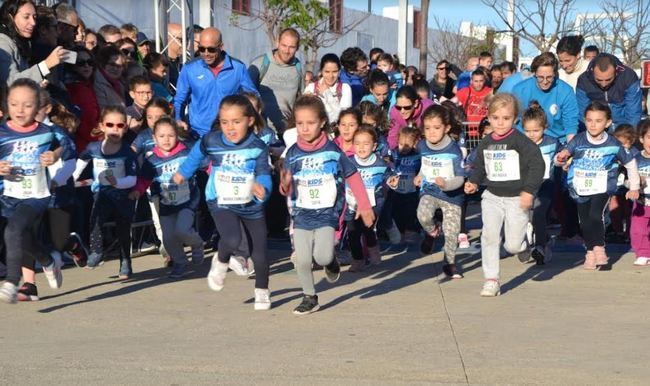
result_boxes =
[301,156,325,171]
[222,153,247,169]
[13,140,38,155]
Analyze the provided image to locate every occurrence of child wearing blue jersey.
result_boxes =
[242,91,285,158]
[415,105,466,279]
[173,95,273,310]
[609,124,638,243]
[631,120,650,266]
[279,95,375,315]
[73,106,138,279]
[522,103,561,264]
[132,118,203,279]
[0,80,71,303]
[389,126,422,243]
[555,101,640,269]
[346,125,395,272]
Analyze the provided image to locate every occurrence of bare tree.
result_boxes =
[418,0,430,77]
[481,0,580,53]
[428,16,482,70]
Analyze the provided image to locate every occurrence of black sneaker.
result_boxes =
[68,233,88,268]
[420,234,435,255]
[442,263,463,279]
[516,247,532,263]
[531,247,545,265]
[293,294,320,315]
[17,282,39,302]
[324,259,341,283]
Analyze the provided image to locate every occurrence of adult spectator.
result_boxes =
[249,27,302,133]
[84,29,98,51]
[303,53,352,124]
[557,35,588,90]
[499,61,516,79]
[340,46,369,106]
[120,23,137,42]
[512,52,578,143]
[53,3,79,48]
[143,52,173,102]
[31,5,57,64]
[576,53,642,128]
[387,85,434,149]
[93,44,126,108]
[65,46,101,152]
[454,68,492,136]
[74,18,86,47]
[174,27,257,137]
[135,32,151,61]
[454,56,478,91]
[97,24,121,45]
[0,0,67,87]
[166,22,183,87]
[429,59,456,100]
[405,65,418,86]
[491,66,503,91]
[583,45,599,62]
[117,37,146,83]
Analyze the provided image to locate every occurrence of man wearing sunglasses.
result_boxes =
[248,27,302,134]
[174,27,258,137]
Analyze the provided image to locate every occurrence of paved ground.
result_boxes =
[1,219,649,385]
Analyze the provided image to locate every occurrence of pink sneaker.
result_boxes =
[457,233,470,249]
[583,250,597,270]
[593,246,608,266]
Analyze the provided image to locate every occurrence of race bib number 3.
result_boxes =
[484,150,520,181]
[421,157,454,180]
[215,171,254,205]
[573,169,607,196]
[160,182,191,206]
[296,175,337,209]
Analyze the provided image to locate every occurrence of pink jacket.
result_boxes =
[387,98,435,149]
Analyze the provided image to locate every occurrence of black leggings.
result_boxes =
[48,207,74,252]
[211,210,269,289]
[346,218,377,261]
[576,194,610,250]
[89,195,131,262]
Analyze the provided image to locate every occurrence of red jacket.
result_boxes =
[67,80,102,152]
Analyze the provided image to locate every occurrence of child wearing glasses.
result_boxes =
[73,106,138,279]
[125,76,153,138]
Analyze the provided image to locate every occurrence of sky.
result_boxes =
[346,0,604,56]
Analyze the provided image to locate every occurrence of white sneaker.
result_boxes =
[526,222,534,246]
[457,233,470,249]
[633,256,650,266]
[254,288,271,310]
[207,256,228,291]
[480,280,500,297]
[42,251,63,289]
[0,282,18,304]
[228,255,249,276]
[247,257,255,276]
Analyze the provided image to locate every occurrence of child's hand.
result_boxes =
[434,177,445,189]
[387,175,399,189]
[414,175,422,187]
[626,189,640,201]
[0,161,12,176]
[128,190,141,200]
[252,183,266,200]
[520,191,534,210]
[106,175,117,186]
[40,151,57,167]
[172,172,185,185]
[128,117,142,130]
[464,181,478,194]
[177,120,189,131]
[356,208,376,228]
[280,169,292,190]
[555,149,570,165]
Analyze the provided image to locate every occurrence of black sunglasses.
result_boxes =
[395,105,414,111]
[197,46,219,53]
[76,59,95,67]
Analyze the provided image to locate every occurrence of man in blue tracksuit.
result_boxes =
[174,27,258,138]
[576,53,642,129]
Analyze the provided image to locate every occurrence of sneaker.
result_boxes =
[380,242,407,254]
[336,249,353,266]
[348,259,365,273]
[139,241,158,254]
[228,255,249,276]
[247,257,255,277]
[480,280,500,297]
[457,233,470,249]
[403,230,420,244]
[367,245,381,265]
[324,258,341,283]
[544,239,554,264]
[531,246,545,265]
[119,258,132,280]
[583,250,597,270]
[420,234,435,255]
[207,257,228,291]
[633,256,650,266]
[0,282,17,304]
[85,252,103,269]
[67,233,88,268]
[191,248,205,266]
[386,223,402,245]
[159,244,169,259]
[42,251,63,289]
[254,288,271,310]
[162,255,173,268]
[515,247,532,263]
[168,264,187,279]
[526,222,534,246]
[292,294,319,315]
[17,282,39,302]
[442,263,463,279]
[593,246,608,266]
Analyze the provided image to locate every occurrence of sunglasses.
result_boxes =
[104,122,126,129]
[197,46,219,53]
[76,59,94,67]
[437,67,447,70]
[395,105,414,111]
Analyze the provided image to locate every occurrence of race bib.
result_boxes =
[215,171,254,205]
[639,170,650,195]
[543,154,552,180]
[160,182,191,206]
[421,157,455,180]
[345,187,377,210]
[573,169,607,195]
[296,174,337,209]
[484,150,520,181]
[4,162,50,199]
[94,158,126,186]
[396,173,416,193]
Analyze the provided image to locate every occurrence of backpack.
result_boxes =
[258,53,303,83]
[313,80,344,102]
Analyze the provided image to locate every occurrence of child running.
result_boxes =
[173,95,272,310]
[631,119,650,266]
[465,93,545,297]
[73,106,138,279]
[555,101,640,269]
[416,105,466,279]
[279,95,375,315]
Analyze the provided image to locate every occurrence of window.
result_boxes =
[232,0,250,15]
[413,10,421,48]
[329,0,342,33]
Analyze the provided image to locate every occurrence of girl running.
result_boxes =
[631,119,650,266]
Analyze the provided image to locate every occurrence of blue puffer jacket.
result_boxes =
[576,53,642,128]
[340,70,366,106]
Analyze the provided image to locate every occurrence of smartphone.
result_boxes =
[62,50,77,64]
